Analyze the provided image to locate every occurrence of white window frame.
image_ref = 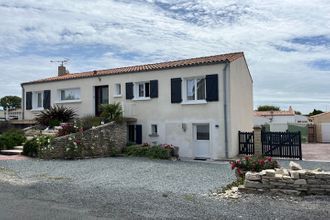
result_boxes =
[56,88,81,103]
[114,83,122,97]
[31,91,43,111]
[182,76,207,105]
[133,81,150,100]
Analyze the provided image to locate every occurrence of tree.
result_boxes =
[257,105,280,111]
[0,96,21,110]
[294,111,302,115]
[308,109,324,116]
[100,102,123,123]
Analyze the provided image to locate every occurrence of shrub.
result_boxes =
[230,155,279,178]
[49,119,61,128]
[0,129,26,150]
[0,121,13,134]
[76,115,102,130]
[100,102,123,123]
[57,124,78,137]
[123,144,172,159]
[23,135,53,157]
[36,105,77,126]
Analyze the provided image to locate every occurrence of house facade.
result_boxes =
[21,52,253,159]
[310,112,330,142]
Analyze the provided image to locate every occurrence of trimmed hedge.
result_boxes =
[0,129,26,150]
[123,145,172,159]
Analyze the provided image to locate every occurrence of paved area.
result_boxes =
[0,157,330,219]
[303,143,330,161]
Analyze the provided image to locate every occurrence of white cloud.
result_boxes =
[0,0,330,113]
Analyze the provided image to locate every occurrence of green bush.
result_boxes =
[76,115,102,130]
[0,129,26,150]
[36,105,77,126]
[123,145,171,159]
[100,102,123,123]
[23,135,53,157]
[0,121,13,134]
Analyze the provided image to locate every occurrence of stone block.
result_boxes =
[315,172,330,179]
[289,161,302,170]
[265,169,275,177]
[289,170,300,179]
[244,180,264,188]
[275,174,283,180]
[246,172,261,181]
[294,179,307,185]
[279,189,301,196]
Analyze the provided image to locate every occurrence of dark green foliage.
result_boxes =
[49,119,61,128]
[76,115,102,130]
[100,102,123,123]
[36,105,77,126]
[123,145,171,159]
[257,105,280,111]
[0,121,13,134]
[0,96,21,110]
[0,129,26,150]
[288,124,308,143]
[308,109,324,116]
[23,139,39,157]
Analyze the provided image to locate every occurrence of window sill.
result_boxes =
[149,134,159,137]
[113,95,122,98]
[132,97,151,101]
[31,108,44,112]
[181,100,207,105]
[54,100,82,104]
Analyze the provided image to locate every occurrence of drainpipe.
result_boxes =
[223,61,230,159]
[21,84,25,120]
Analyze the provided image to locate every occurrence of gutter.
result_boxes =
[223,60,230,159]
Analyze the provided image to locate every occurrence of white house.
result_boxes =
[21,52,253,160]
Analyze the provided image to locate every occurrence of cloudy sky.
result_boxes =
[0,0,330,113]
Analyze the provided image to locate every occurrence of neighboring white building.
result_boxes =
[21,52,253,160]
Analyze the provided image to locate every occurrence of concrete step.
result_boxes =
[0,149,23,155]
[14,146,23,150]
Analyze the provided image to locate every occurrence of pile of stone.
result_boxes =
[239,161,330,196]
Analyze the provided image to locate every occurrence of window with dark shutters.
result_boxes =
[171,78,182,103]
[26,92,32,110]
[206,74,219,101]
[150,80,158,98]
[43,90,51,109]
[126,82,134,99]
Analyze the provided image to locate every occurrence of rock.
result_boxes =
[289,170,300,179]
[275,174,283,179]
[315,172,330,179]
[245,180,264,188]
[245,172,261,181]
[280,189,301,196]
[265,169,276,177]
[294,179,307,185]
[289,161,302,170]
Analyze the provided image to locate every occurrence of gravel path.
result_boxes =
[0,157,330,219]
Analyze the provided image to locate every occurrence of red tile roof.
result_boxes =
[254,106,295,117]
[22,52,244,85]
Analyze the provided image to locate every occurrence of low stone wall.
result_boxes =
[239,162,330,196]
[39,122,127,159]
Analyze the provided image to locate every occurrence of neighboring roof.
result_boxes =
[22,52,244,85]
[309,112,330,118]
[254,106,295,117]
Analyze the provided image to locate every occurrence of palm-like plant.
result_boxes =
[100,102,123,123]
[36,105,77,127]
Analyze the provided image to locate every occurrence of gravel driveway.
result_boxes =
[0,157,330,219]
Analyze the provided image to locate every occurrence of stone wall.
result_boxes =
[39,122,127,159]
[239,162,330,196]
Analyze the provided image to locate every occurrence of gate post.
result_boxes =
[254,126,262,156]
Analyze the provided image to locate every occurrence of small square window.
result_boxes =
[114,83,121,96]
[196,124,209,140]
[151,124,158,135]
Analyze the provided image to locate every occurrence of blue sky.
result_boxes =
[0,0,330,113]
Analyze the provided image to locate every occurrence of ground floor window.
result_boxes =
[196,124,210,140]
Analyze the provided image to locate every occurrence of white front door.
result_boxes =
[194,124,210,158]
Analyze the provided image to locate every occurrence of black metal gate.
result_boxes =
[262,131,302,160]
[238,131,254,155]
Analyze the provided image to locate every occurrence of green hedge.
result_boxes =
[0,129,26,150]
[123,145,171,159]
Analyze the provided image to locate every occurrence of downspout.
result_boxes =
[223,61,230,159]
[21,84,25,120]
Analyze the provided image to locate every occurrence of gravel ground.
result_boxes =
[0,157,330,219]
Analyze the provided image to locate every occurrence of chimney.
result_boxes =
[58,65,67,76]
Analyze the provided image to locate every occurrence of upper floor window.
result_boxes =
[36,92,43,108]
[60,88,80,101]
[114,83,122,97]
[135,82,150,98]
[186,77,206,101]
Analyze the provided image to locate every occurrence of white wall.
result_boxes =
[228,57,253,158]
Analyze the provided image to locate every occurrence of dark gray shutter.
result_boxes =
[126,82,134,99]
[150,80,158,98]
[171,78,182,103]
[26,92,32,110]
[43,90,51,109]
[206,74,219,101]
